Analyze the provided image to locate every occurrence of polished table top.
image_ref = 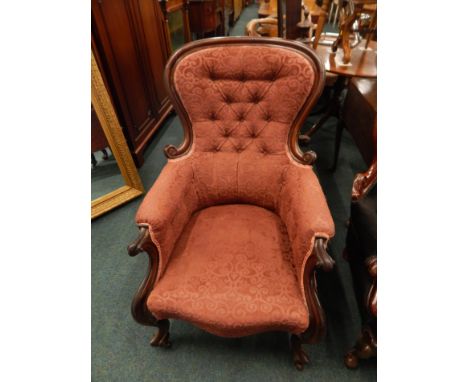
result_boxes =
[314,39,377,78]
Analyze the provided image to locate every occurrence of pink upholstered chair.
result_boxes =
[128,37,335,370]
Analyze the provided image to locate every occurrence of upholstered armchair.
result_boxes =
[128,37,335,370]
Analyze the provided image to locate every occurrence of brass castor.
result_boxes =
[291,334,310,371]
[150,319,172,348]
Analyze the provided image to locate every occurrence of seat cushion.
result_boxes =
[147,204,309,337]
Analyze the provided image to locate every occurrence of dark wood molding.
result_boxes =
[301,237,334,344]
[128,226,172,347]
[344,254,377,368]
[285,0,302,40]
[292,237,334,370]
[352,120,377,201]
[366,256,377,317]
[163,37,326,166]
[92,0,173,167]
[344,325,377,369]
[127,226,160,327]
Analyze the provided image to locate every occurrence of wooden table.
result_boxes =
[258,0,277,18]
[317,39,377,78]
[299,39,376,142]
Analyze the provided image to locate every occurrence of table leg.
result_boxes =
[330,118,345,171]
[299,76,347,144]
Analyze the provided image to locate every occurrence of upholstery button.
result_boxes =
[250,131,257,138]
[209,112,217,121]
[264,114,272,122]
[208,70,216,80]
[223,130,230,137]
[225,96,232,104]
[238,115,245,122]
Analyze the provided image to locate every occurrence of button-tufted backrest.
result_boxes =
[165,38,324,211]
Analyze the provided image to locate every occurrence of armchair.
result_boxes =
[128,37,335,370]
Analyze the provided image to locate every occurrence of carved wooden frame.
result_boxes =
[352,119,377,201]
[161,37,326,166]
[91,52,145,219]
[128,38,334,369]
[344,255,377,368]
[245,17,279,37]
[129,226,334,367]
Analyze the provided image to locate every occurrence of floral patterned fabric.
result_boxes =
[147,204,309,337]
[136,42,335,337]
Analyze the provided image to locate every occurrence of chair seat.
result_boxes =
[147,204,309,337]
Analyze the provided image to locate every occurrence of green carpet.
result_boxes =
[92,5,376,381]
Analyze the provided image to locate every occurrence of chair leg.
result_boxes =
[290,334,310,371]
[328,3,334,23]
[330,119,345,171]
[344,326,377,369]
[150,318,172,348]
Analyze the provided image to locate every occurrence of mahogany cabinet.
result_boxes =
[189,0,225,38]
[92,0,173,166]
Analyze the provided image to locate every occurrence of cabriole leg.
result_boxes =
[150,318,172,348]
[291,334,310,371]
[344,326,377,369]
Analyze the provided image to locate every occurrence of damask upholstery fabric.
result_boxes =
[147,204,309,337]
[136,43,335,336]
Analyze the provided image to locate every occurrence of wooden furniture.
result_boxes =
[299,38,376,143]
[338,75,377,368]
[91,0,173,167]
[245,17,278,37]
[128,37,336,371]
[332,77,376,181]
[344,182,377,368]
[225,0,244,26]
[91,52,144,220]
[258,0,277,18]
[232,0,245,23]
[282,0,328,40]
[329,0,341,26]
[303,0,330,49]
[257,0,286,37]
[188,0,225,38]
[159,0,192,52]
[331,0,377,64]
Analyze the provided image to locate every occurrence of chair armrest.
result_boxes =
[135,160,200,281]
[278,165,335,280]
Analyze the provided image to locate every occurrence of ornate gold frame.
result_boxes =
[91,51,144,219]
